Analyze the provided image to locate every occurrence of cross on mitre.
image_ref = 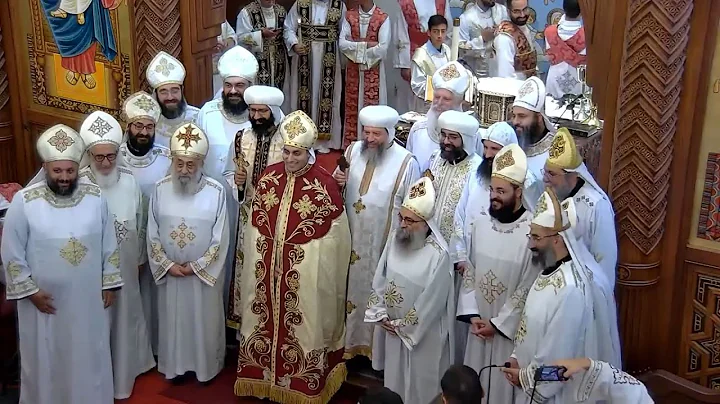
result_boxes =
[518,80,535,98]
[549,134,566,159]
[88,117,112,138]
[409,182,426,199]
[48,130,75,152]
[176,124,202,149]
[495,149,515,171]
[155,57,175,76]
[284,116,307,140]
[133,96,156,112]
[439,64,461,81]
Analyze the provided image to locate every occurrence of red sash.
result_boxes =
[343,8,388,148]
[497,21,537,77]
[399,0,446,57]
[545,25,587,67]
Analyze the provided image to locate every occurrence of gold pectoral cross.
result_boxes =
[353,198,366,214]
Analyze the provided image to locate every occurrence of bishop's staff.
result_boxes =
[233,130,249,200]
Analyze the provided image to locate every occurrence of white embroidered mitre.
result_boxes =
[37,124,85,163]
[402,176,437,221]
[491,143,527,187]
[513,76,546,113]
[123,91,161,123]
[79,111,123,149]
[146,51,187,89]
[170,123,209,159]
[218,46,259,83]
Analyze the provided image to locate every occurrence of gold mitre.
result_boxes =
[491,143,527,187]
[37,124,85,163]
[79,111,123,149]
[532,187,577,232]
[402,175,436,221]
[123,91,161,123]
[280,110,318,151]
[546,127,582,170]
[170,123,209,159]
[146,51,186,89]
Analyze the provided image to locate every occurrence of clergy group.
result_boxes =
[0,0,656,403]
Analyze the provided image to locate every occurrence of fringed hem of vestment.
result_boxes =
[234,362,347,404]
[342,345,372,360]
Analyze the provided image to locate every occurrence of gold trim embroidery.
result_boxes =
[170,220,195,249]
[60,237,88,266]
[478,270,508,304]
[24,184,101,209]
[383,279,404,308]
[108,249,120,268]
[47,130,75,152]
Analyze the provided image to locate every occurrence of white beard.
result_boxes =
[90,165,120,189]
[171,169,204,195]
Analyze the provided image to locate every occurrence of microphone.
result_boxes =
[478,362,511,378]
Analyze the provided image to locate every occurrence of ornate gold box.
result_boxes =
[475,77,524,128]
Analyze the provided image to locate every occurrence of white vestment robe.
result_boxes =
[236,4,292,111]
[197,98,250,302]
[339,5,391,138]
[567,360,654,403]
[2,181,122,404]
[427,151,482,364]
[494,23,536,79]
[119,142,172,354]
[80,167,155,399]
[572,184,617,289]
[410,42,451,113]
[458,3,509,77]
[451,170,489,263]
[343,141,420,359]
[524,130,554,182]
[284,1,346,150]
[406,117,445,172]
[154,106,200,150]
[147,175,229,382]
[395,0,453,113]
[545,17,585,99]
[365,230,454,404]
[513,260,598,404]
[221,127,284,330]
[457,209,541,403]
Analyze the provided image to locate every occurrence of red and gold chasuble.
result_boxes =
[399,0,446,56]
[342,8,388,148]
[545,25,587,67]
[235,162,352,404]
[496,21,537,77]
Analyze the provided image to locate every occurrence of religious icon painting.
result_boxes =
[24,0,133,116]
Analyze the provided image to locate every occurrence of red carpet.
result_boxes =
[117,367,366,404]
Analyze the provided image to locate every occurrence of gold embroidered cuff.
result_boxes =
[189,261,217,287]
[6,278,40,300]
[102,272,124,289]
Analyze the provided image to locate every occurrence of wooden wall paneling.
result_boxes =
[0,3,17,183]
[181,0,226,105]
[607,0,694,373]
[132,0,183,93]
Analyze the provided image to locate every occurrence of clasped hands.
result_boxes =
[470,317,496,340]
[380,318,397,336]
[30,287,116,313]
[169,263,194,277]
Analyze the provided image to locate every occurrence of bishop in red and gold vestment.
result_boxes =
[234,110,351,404]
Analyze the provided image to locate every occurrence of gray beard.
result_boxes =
[361,140,386,164]
[531,247,557,268]
[395,228,428,251]
[171,169,203,195]
[90,165,120,189]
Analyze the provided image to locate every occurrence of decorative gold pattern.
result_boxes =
[438,64,461,80]
[283,116,307,140]
[60,237,88,266]
[170,221,195,249]
[114,219,129,244]
[349,250,360,265]
[108,249,120,267]
[133,95,156,112]
[6,262,22,280]
[549,135,565,159]
[534,195,548,218]
[150,242,164,263]
[478,270,508,304]
[535,270,565,294]
[352,198,366,214]
[292,194,317,219]
[383,279,404,308]
[515,314,528,344]
[510,286,530,309]
[203,245,221,264]
[367,290,380,309]
[401,307,419,326]
[154,57,175,76]
[346,301,357,314]
[495,149,515,171]
[409,182,426,199]
[47,130,75,152]
[175,124,201,149]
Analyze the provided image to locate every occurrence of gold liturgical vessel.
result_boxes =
[575,65,601,129]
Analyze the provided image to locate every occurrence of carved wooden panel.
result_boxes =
[133,0,183,92]
[680,264,720,389]
[608,0,694,372]
[0,18,16,183]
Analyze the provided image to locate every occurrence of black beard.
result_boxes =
[159,97,187,120]
[222,92,248,116]
[488,199,517,222]
[477,157,493,183]
[515,118,542,149]
[46,177,78,196]
[440,144,467,162]
[511,15,528,26]
[126,129,155,156]
[250,114,276,135]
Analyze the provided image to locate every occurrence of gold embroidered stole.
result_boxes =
[247,1,288,88]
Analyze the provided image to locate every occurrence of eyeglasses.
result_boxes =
[511,7,530,15]
[526,232,558,241]
[398,214,423,225]
[541,168,565,179]
[92,153,117,163]
[131,122,155,132]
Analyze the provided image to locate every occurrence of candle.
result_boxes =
[450,18,461,61]
[297,17,303,46]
